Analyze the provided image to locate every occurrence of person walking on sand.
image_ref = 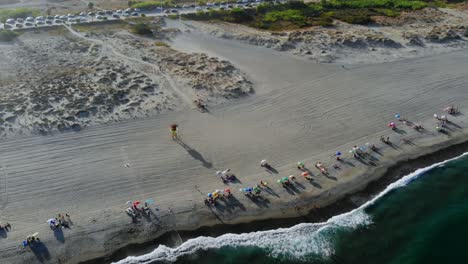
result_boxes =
[170,124,178,140]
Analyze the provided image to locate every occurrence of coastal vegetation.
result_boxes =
[128,0,176,9]
[131,22,154,35]
[0,29,19,42]
[182,0,435,30]
[0,8,40,23]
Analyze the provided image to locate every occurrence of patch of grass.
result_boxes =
[154,41,170,47]
[0,29,19,42]
[168,14,179,19]
[130,0,175,9]
[374,8,401,17]
[0,8,41,23]
[331,9,373,24]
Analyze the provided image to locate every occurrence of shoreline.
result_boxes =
[81,131,468,264]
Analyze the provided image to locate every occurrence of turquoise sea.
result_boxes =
[117,153,468,264]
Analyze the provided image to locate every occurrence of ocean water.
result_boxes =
[116,153,468,264]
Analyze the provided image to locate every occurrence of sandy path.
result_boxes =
[0,25,468,263]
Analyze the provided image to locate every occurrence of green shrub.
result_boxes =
[0,8,41,23]
[132,22,153,35]
[0,29,19,42]
[154,41,170,47]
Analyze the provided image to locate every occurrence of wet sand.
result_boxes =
[0,23,468,264]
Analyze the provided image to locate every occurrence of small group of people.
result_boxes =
[315,161,328,175]
[126,200,152,218]
[239,186,262,197]
[444,105,459,115]
[0,222,11,231]
[47,213,71,229]
[23,233,40,247]
[206,188,232,205]
[216,169,236,182]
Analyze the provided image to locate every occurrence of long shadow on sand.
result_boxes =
[53,228,65,243]
[0,229,8,238]
[306,179,322,189]
[176,139,212,168]
[29,242,51,263]
[247,195,270,208]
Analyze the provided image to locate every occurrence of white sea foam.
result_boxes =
[114,152,468,264]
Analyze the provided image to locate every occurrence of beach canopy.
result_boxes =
[335,151,341,156]
[395,114,400,119]
[278,177,289,183]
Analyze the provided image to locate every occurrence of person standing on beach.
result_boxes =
[170,124,178,140]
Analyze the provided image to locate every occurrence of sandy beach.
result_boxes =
[0,13,468,264]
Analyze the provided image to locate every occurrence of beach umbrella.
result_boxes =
[360,146,366,151]
[133,201,141,206]
[301,172,309,177]
[253,186,260,192]
[47,219,56,226]
[433,114,438,118]
[395,114,400,119]
[224,187,231,193]
[277,179,281,183]
[335,151,341,156]
[144,198,154,205]
[297,161,304,167]
[247,187,253,192]
[126,201,132,205]
[207,193,213,198]
[281,177,289,183]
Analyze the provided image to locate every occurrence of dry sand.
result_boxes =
[0,19,467,264]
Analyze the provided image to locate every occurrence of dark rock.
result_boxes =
[142,85,155,93]
[98,77,112,85]
[71,123,81,132]
[75,110,90,118]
